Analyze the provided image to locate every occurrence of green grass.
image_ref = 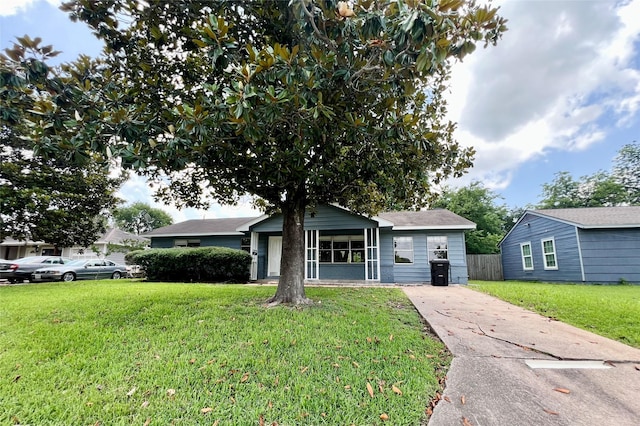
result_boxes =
[471,281,640,349]
[0,281,448,425]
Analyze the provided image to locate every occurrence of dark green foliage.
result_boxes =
[0,36,123,246]
[126,247,252,283]
[112,202,173,234]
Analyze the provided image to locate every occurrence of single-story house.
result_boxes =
[500,206,640,284]
[144,204,476,284]
[0,228,149,264]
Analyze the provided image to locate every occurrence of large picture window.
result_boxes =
[541,238,558,270]
[520,242,533,270]
[427,236,448,260]
[394,237,414,264]
[319,236,364,263]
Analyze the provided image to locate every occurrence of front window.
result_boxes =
[520,242,534,270]
[174,239,201,248]
[541,238,558,270]
[427,236,448,260]
[241,237,251,253]
[394,237,414,264]
[319,236,365,263]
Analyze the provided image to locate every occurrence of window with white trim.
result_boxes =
[319,236,364,263]
[427,236,448,260]
[520,242,533,270]
[241,237,251,253]
[541,238,558,270]
[174,239,201,247]
[393,237,414,264]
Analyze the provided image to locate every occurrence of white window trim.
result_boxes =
[520,242,534,271]
[427,235,449,261]
[541,237,558,270]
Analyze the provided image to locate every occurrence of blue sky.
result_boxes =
[2,0,640,221]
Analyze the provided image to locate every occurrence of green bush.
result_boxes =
[125,247,252,283]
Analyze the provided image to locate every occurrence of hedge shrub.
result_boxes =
[125,247,252,283]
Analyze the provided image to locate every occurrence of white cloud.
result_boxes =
[447,0,640,191]
[0,0,60,17]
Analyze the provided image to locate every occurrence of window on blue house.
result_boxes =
[541,238,558,270]
[394,237,414,264]
[319,236,364,263]
[174,239,200,247]
[427,236,448,260]
[520,242,533,270]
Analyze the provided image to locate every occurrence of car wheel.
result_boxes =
[8,278,17,284]
[62,272,76,282]
[111,271,122,279]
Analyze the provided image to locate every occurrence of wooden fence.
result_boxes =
[466,254,503,281]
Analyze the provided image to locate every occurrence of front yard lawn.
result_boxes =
[471,281,640,349]
[0,281,448,425]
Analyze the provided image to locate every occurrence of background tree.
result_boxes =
[431,181,508,254]
[612,142,640,205]
[39,0,506,304]
[0,37,123,248]
[113,202,173,234]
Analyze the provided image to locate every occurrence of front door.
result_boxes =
[268,236,282,277]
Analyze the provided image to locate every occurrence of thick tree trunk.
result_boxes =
[266,192,312,306]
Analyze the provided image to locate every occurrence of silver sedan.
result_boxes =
[31,259,128,282]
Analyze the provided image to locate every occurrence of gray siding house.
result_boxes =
[500,207,640,284]
[144,205,475,284]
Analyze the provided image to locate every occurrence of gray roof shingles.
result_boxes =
[143,217,259,236]
[377,209,476,228]
[532,206,640,227]
[145,208,475,236]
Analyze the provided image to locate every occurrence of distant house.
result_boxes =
[0,228,149,264]
[144,204,476,284]
[500,207,640,284]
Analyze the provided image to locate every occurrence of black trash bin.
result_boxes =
[430,260,449,286]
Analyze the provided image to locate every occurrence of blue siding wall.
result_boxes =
[251,205,377,232]
[379,230,469,284]
[579,228,640,283]
[319,264,365,280]
[501,214,582,282]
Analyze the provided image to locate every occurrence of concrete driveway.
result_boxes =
[404,285,640,426]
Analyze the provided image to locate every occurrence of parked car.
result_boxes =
[0,256,71,283]
[31,259,128,282]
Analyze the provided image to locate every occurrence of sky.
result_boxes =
[2,0,640,222]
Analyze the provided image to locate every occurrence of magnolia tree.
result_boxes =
[0,37,123,247]
[33,0,507,304]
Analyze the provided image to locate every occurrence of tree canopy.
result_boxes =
[537,143,640,209]
[113,202,173,235]
[431,181,508,254]
[26,0,506,303]
[0,37,123,247]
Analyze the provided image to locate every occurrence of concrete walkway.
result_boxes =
[403,285,640,426]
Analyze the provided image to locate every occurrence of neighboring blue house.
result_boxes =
[500,207,640,284]
[144,205,475,284]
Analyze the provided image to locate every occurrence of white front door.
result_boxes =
[268,236,282,277]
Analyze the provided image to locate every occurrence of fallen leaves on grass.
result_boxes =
[166,388,176,397]
[126,387,136,397]
[201,407,213,414]
[241,372,250,383]
[379,413,389,421]
[367,382,374,397]
[392,385,403,395]
[143,418,151,426]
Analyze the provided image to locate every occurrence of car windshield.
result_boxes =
[66,260,88,266]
